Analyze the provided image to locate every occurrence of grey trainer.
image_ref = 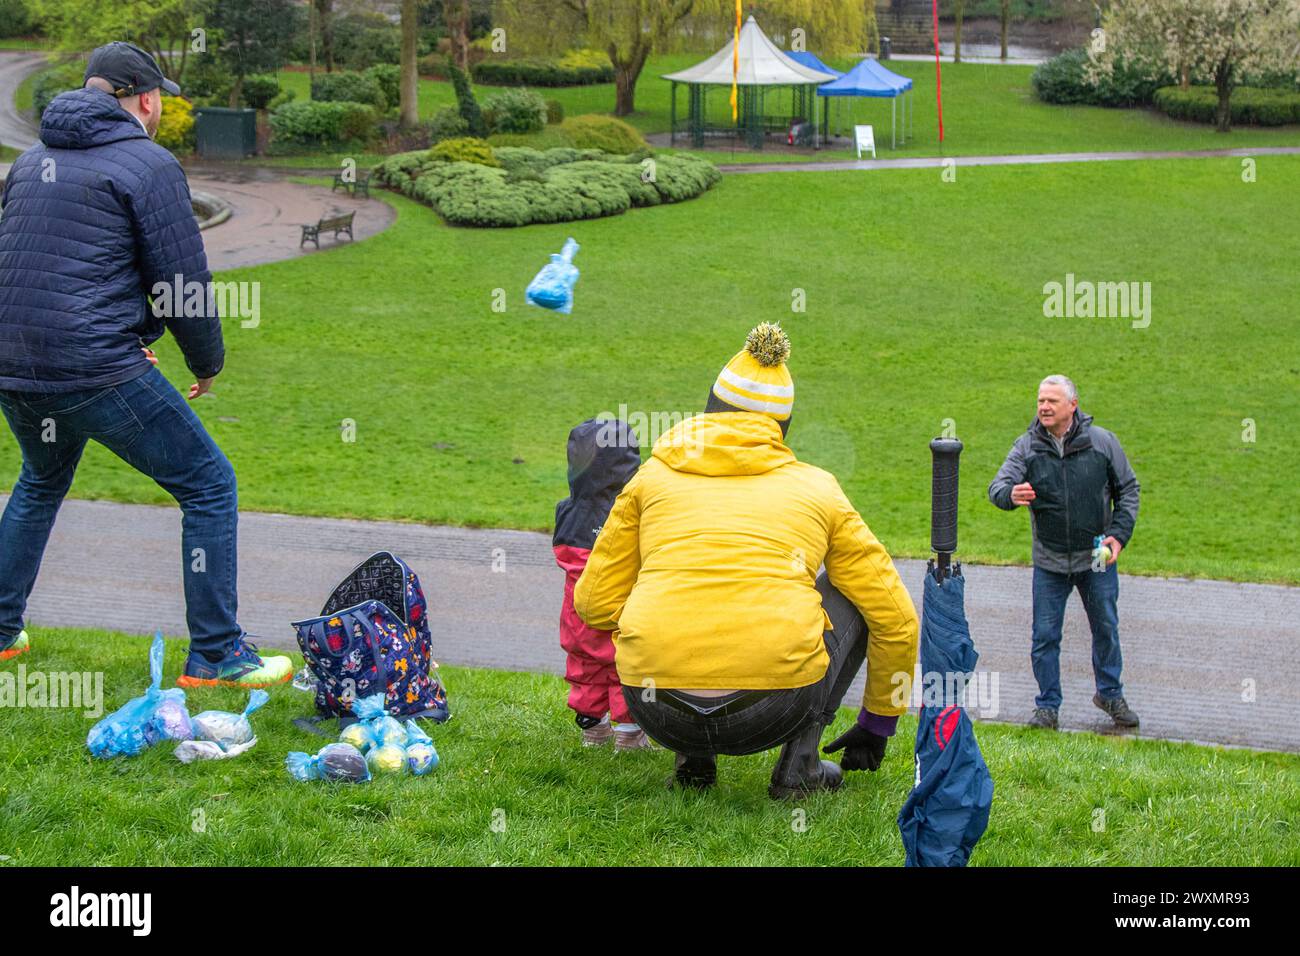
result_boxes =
[1027,707,1059,730]
[1094,694,1140,728]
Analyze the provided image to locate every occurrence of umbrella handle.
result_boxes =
[930,437,963,581]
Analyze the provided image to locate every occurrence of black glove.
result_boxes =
[823,721,887,772]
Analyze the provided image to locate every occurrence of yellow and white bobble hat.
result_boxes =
[711,322,794,422]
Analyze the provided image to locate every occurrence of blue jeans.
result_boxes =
[1031,563,1124,710]
[0,366,241,657]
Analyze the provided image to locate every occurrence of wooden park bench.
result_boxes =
[331,168,371,199]
[300,210,355,249]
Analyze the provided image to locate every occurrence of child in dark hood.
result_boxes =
[553,418,650,750]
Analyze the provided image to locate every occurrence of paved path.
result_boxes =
[10,496,1298,755]
[0,50,43,151]
[715,145,1300,175]
[185,166,397,271]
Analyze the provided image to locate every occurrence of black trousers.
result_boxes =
[622,572,868,757]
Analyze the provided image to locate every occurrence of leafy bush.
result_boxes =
[428,136,500,167]
[493,146,607,176]
[472,51,614,87]
[0,0,36,38]
[180,55,233,107]
[365,64,400,109]
[311,70,387,111]
[266,88,297,112]
[373,148,720,227]
[240,74,281,110]
[32,64,84,118]
[417,52,445,77]
[269,100,377,151]
[1153,85,1300,126]
[489,127,578,149]
[545,98,564,124]
[558,49,614,74]
[156,96,195,153]
[429,106,470,142]
[329,11,400,71]
[560,114,647,153]
[1031,48,1170,108]
[448,61,487,137]
[483,88,547,134]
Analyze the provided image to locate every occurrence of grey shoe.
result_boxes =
[580,721,614,747]
[1027,707,1059,730]
[614,727,656,752]
[1094,694,1140,728]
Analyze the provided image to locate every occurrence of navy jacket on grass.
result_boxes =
[0,88,222,393]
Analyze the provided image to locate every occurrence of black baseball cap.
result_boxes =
[84,42,181,98]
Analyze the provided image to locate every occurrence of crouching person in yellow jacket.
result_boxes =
[574,324,919,799]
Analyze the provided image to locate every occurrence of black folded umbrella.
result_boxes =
[897,439,994,867]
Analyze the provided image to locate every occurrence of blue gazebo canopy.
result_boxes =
[784,50,842,78]
[816,57,912,98]
[816,56,914,149]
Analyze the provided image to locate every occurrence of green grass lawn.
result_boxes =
[7,155,1294,583]
[11,59,46,114]
[268,56,1300,167]
[0,37,52,51]
[1,628,1295,866]
[0,143,19,161]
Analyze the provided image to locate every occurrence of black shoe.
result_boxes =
[667,752,717,790]
[1027,707,1059,730]
[768,722,844,800]
[1094,694,1140,728]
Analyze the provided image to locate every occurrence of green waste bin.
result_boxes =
[193,107,257,159]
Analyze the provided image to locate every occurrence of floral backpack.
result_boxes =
[293,551,450,723]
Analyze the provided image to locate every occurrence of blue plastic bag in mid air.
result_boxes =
[87,631,190,759]
[526,237,580,315]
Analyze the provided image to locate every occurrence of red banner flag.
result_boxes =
[932,0,945,142]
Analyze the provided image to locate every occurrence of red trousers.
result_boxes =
[554,544,630,723]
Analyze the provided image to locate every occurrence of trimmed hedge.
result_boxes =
[1032,48,1170,108]
[241,74,281,110]
[488,127,579,150]
[311,71,387,111]
[483,88,547,134]
[560,114,647,153]
[472,50,614,87]
[269,100,378,151]
[373,147,720,227]
[429,106,470,142]
[1153,85,1300,126]
[428,137,500,167]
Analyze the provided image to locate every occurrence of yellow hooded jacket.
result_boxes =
[573,412,919,717]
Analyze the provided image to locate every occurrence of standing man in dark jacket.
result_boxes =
[0,43,290,688]
[988,375,1140,731]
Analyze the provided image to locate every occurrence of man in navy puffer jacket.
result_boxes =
[0,43,290,688]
